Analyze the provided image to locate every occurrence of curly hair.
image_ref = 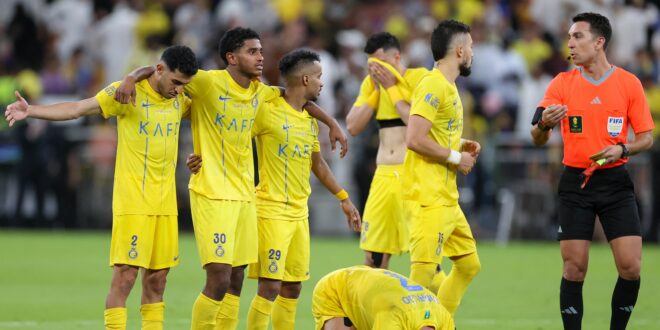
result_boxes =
[218,27,261,65]
[161,45,198,76]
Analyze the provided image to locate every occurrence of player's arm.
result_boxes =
[4,91,100,126]
[590,130,654,164]
[311,151,361,232]
[530,105,567,146]
[321,317,356,330]
[304,101,349,158]
[114,65,156,105]
[369,62,410,124]
[346,76,378,136]
[406,115,475,175]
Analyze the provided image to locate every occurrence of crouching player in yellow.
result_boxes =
[4,46,198,329]
[312,266,455,330]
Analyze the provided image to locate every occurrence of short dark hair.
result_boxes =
[431,20,471,61]
[363,32,400,54]
[161,45,198,76]
[218,27,261,65]
[278,48,321,77]
[572,12,612,50]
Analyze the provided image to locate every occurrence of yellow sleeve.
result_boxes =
[312,119,321,152]
[410,76,443,122]
[252,101,271,137]
[94,82,126,118]
[258,83,282,102]
[352,76,375,107]
[181,95,192,119]
[184,69,212,98]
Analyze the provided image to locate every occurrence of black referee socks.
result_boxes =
[560,278,584,330]
[610,276,640,330]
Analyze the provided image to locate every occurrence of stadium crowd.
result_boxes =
[1,0,660,241]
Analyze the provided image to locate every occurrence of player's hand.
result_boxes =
[340,198,361,232]
[186,153,202,174]
[368,62,397,88]
[541,104,568,128]
[461,139,481,157]
[589,145,624,164]
[457,151,476,175]
[4,91,29,127]
[115,76,137,105]
[329,123,349,158]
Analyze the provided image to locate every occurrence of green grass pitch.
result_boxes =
[1,231,659,329]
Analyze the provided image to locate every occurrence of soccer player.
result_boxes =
[312,266,455,330]
[115,28,348,330]
[4,45,198,330]
[345,32,429,271]
[246,48,361,330]
[403,20,481,316]
[530,13,654,330]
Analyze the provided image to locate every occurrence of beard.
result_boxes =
[459,62,472,77]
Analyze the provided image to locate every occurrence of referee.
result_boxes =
[530,13,654,330]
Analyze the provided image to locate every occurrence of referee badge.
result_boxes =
[268,261,278,273]
[569,116,582,133]
[607,117,624,137]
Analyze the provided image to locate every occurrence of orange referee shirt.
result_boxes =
[538,66,654,168]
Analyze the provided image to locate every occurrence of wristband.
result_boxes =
[386,85,404,104]
[447,150,462,165]
[335,189,349,201]
[366,90,379,109]
[537,119,551,131]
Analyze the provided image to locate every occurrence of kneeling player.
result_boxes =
[312,266,455,330]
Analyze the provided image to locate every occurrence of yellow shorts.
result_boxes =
[190,190,257,267]
[248,218,310,282]
[109,214,179,270]
[410,204,476,263]
[312,269,347,330]
[360,164,411,255]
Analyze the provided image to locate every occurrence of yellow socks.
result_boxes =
[140,302,164,330]
[437,253,481,315]
[429,266,447,295]
[216,293,240,330]
[271,295,298,330]
[410,262,437,289]
[247,295,273,330]
[191,293,222,330]
[104,307,127,330]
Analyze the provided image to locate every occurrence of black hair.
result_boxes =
[218,27,261,65]
[278,48,321,77]
[160,45,198,76]
[572,12,612,50]
[363,32,400,54]
[431,20,471,61]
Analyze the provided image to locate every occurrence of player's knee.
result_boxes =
[455,253,481,278]
[143,272,168,295]
[563,262,588,281]
[617,261,640,280]
[258,279,282,300]
[228,266,246,295]
[280,281,302,299]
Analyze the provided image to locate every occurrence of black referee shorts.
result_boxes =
[557,165,641,241]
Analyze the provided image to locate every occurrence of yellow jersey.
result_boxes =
[95,80,191,216]
[353,64,428,121]
[253,96,320,221]
[403,68,463,206]
[185,69,280,201]
[315,266,454,330]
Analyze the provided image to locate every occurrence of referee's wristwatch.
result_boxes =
[617,142,630,158]
[537,119,551,131]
